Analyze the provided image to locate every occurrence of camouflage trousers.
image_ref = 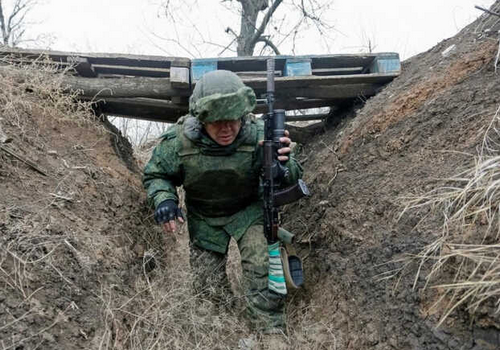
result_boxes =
[190,224,285,331]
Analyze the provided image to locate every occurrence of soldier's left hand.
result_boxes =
[259,130,292,162]
[277,130,291,162]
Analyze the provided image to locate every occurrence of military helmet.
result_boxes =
[189,70,256,123]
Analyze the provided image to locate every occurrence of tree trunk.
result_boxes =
[0,0,8,45]
[237,0,268,56]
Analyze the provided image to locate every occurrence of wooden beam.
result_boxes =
[93,97,343,121]
[253,98,346,114]
[212,53,378,72]
[242,73,398,92]
[235,70,282,79]
[89,96,341,123]
[275,83,381,100]
[284,122,325,144]
[60,75,191,99]
[3,58,71,70]
[94,97,326,144]
[62,71,389,100]
[92,97,187,123]
[0,47,190,69]
[312,67,363,75]
[285,113,328,122]
[93,64,170,78]
[170,66,190,88]
[68,57,97,77]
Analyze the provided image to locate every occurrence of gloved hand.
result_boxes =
[154,200,185,233]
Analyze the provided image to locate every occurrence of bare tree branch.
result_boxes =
[248,0,283,51]
[159,0,334,57]
[257,35,281,55]
[0,0,38,47]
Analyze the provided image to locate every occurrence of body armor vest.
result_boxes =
[177,116,263,217]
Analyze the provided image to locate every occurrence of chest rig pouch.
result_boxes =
[177,116,263,217]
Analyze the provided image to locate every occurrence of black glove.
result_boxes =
[154,200,184,224]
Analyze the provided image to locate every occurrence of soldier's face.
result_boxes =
[204,119,242,146]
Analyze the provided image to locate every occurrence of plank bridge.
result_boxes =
[0,48,400,128]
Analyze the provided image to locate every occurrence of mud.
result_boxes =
[2,3,500,349]
[283,4,500,349]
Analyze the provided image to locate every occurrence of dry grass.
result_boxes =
[95,242,249,350]
[0,56,340,350]
[0,54,97,131]
[400,105,500,326]
[0,57,111,349]
[110,220,340,350]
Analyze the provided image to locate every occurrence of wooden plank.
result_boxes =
[241,73,398,92]
[191,59,218,81]
[216,56,286,73]
[0,47,190,69]
[253,98,348,114]
[89,96,342,122]
[64,71,395,99]
[171,58,190,68]
[170,66,190,88]
[93,64,171,78]
[93,97,325,143]
[275,83,381,100]
[68,57,97,77]
[0,48,396,77]
[93,97,187,123]
[235,70,282,78]
[284,58,312,76]
[285,113,328,122]
[283,122,326,144]
[171,96,189,104]
[309,54,376,69]
[312,67,363,75]
[210,53,379,72]
[59,75,191,99]
[368,53,401,73]
[1,58,71,68]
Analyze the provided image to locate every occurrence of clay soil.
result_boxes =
[282,5,500,350]
[2,4,500,350]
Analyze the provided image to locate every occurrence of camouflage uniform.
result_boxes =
[143,70,303,332]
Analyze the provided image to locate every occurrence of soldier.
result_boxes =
[143,70,303,341]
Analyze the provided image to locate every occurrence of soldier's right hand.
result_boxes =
[154,200,185,234]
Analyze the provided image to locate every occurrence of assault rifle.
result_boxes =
[262,58,310,245]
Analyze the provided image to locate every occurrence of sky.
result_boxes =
[11,0,496,61]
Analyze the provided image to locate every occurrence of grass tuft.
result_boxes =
[400,105,500,326]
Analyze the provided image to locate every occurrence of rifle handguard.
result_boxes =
[273,179,310,207]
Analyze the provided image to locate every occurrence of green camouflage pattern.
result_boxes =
[142,96,303,332]
[190,225,285,331]
[190,244,233,306]
[180,115,261,217]
[143,114,303,254]
[239,225,285,331]
[189,70,256,123]
[191,87,256,123]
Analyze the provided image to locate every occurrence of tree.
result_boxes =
[161,0,334,57]
[0,0,39,47]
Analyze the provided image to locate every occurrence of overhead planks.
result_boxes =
[0,47,401,123]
